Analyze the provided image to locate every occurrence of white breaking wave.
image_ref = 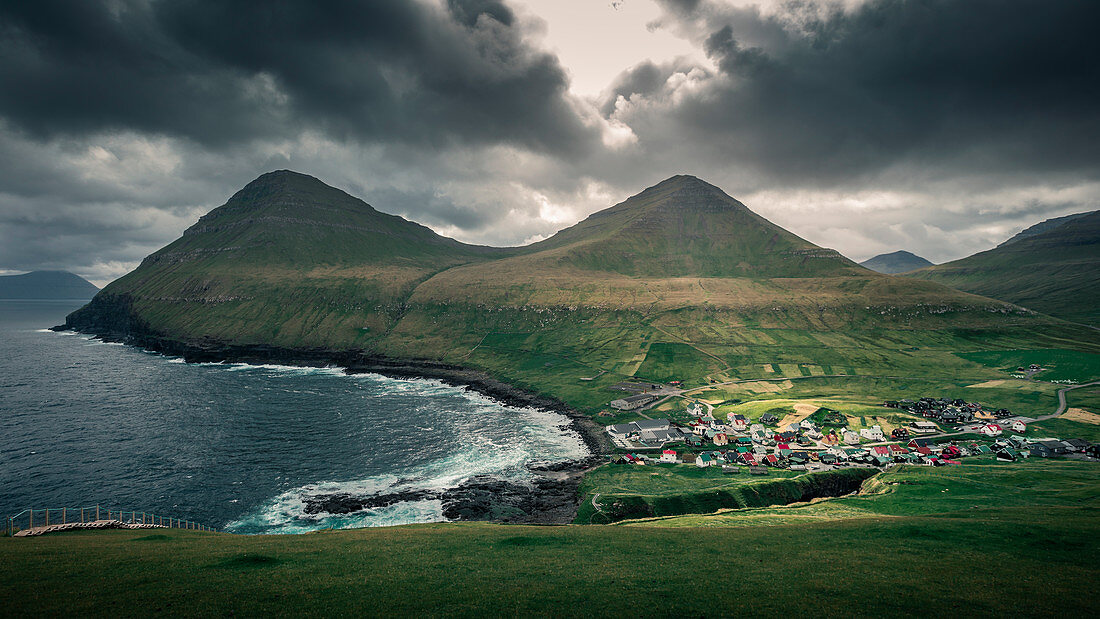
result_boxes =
[225,401,589,534]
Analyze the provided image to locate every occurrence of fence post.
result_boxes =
[97,505,100,521]
[81,507,85,523]
[45,509,49,527]
[63,508,66,524]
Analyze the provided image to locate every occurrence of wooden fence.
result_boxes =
[6,505,216,537]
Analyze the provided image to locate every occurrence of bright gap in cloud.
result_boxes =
[514,0,703,97]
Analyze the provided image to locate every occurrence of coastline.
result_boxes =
[51,322,611,525]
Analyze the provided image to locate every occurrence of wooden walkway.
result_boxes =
[12,520,177,537]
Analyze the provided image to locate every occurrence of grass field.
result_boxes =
[627,458,1098,528]
[3,460,1097,616]
[574,465,877,524]
[956,348,1100,382]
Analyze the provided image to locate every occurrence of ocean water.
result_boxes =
[0,300,588,533]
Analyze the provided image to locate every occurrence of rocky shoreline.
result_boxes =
[53,313,612,525]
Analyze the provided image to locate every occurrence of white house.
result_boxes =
[696,453,714,468]
[979,424,1003,437]
[660,449,678,463]
[1008,420,1027,432]
[843,430,861,445]
[860,425,885,442]
[729,414,749,431]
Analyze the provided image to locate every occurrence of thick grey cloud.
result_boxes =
[0,0,593,155]
[626,0,1100,184]
[0,0,1097,284]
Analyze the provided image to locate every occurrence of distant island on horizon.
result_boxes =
[0,270,99,300]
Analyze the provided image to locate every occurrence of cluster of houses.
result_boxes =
[884,396,1015,424]
[613,433,1099,470]
[607,413,896,451]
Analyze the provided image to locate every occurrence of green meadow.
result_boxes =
[3,460,1097,617]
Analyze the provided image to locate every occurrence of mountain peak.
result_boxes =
[859,250,934,274]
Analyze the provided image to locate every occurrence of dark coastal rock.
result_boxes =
[302,474,585,524]
[302,490,436,515]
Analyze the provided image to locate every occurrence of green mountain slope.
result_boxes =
[66,170,504,346]
[65,171,1095,414]
[998,211,1092,247]
[907,210,1100,326]
[0,270,98,299]
[859,250,934,274]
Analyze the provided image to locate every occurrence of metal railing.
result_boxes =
[6,505,216,537]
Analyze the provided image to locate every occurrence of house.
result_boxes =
[891,428,910,439]
[822,432,840,446]
[1063,438,1090,453]
[697,453,714,468]
[786,422,802,434]
[1008,420,1027,433]
[940,445,962,458]
[872,445,891,457]
[749,423,766,435]
[800,419,818,432]
[805,427,823,440]
[777,431,799,443]
[741,453,757,465]
[820,452,838,465]
[910,421,938,434]
[759,413,779,426]
[686,401,706,417]
[979,424,1003,437]
[996,448,1018,462]
[606,418,672,439]
[908,438,935,450]
[764,454,779,467]
[889,445,909,456]
[713,433,729,446]
[660,449,678,463]
[640,427,685,445]
[860,425,885,441]
[843,430,861,445]
[609,393,658,410]
[729,414,749,431]
[1086,444,1100,459]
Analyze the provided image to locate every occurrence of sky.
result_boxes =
[0,0,1096,286]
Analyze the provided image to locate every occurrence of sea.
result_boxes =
[0,300,589,533]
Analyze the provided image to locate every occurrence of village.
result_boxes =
[604,381,1099,472]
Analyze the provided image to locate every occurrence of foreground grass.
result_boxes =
[2,505,1097,617]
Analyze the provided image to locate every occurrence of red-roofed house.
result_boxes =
[660,449,678,463]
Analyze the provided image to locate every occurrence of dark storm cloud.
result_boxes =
[0,0,593,155]
[619,0,1100,184]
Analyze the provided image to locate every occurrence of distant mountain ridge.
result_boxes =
[0,270,98,299]
[907,210,1100,326]
[859,251,934,274]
